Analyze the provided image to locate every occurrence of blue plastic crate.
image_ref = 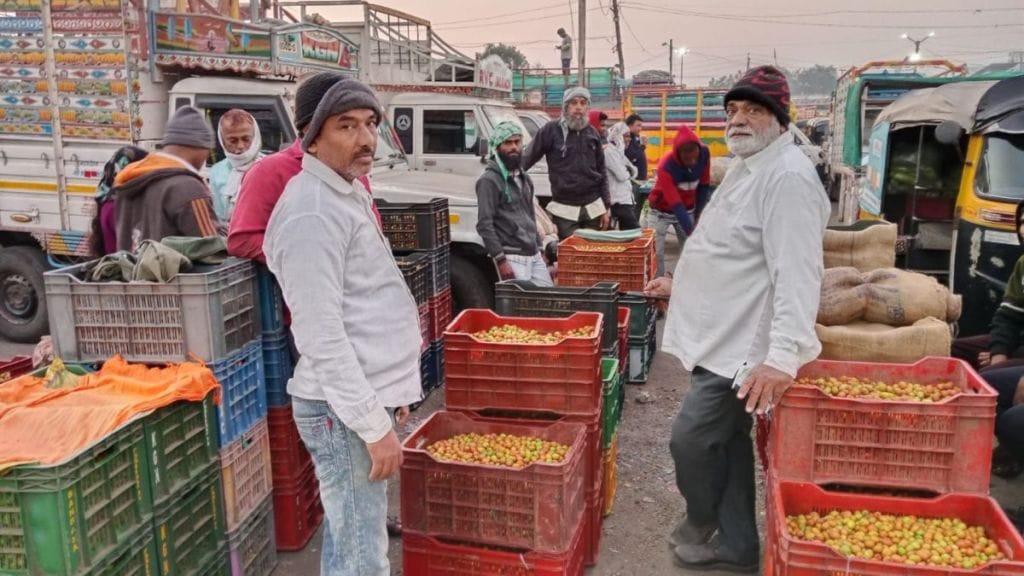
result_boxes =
[424,339,445,391]
[255,265,285,336]
[262,331,293,407]
[213,340,267,446]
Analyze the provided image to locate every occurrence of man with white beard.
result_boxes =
[643,66,829,572]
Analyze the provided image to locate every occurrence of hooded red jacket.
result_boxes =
[648,126,711,213]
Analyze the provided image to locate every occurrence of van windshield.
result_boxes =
[374,118,407,167]
[976,133,1024,201]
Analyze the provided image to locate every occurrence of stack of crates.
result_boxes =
[556,230,655,293]
[619,293,657,384]
[412,309,605,571]
[377,197,452,398]
[41,258,275,575]
[253,266,325,554]
[765,357,1024,574]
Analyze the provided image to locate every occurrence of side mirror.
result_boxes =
[478,139,489,164]
[935,120,965,146]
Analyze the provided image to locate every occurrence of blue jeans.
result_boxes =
[649,207,688,278]
[292,398,390,576]
[506,253,553,286]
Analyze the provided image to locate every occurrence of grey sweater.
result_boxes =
[475,159,540,260]
[264,154,422,443]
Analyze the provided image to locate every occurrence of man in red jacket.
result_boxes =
[647,126,712,277]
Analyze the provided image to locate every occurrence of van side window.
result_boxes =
[423,110,478,154]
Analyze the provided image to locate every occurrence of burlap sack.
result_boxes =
[816,318,952,363]
[861,268,962,325]
[817,267,868,326]
[823,222,897,272]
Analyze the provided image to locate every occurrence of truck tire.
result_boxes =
[450,254,494,313]
[0,246,50,343]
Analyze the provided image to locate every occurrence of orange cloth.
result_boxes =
[0,356,219,470]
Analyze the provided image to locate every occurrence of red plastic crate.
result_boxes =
[428,288,453,342]
[400,411,588,553]
[444,310,604,416]
[402,516,585,576]
[272,462,324,551]
[766,479,1024,576]
[617,307,630,372]
[0,355,32,384]
[220,418,273,532]
[771,357,997,495]
[267,406,313,484]
[556,231,655,293]
[585,486,602,567]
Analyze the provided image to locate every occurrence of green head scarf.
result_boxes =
[488,121,524,202]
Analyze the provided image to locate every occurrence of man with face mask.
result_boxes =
[209,109,263,221]
[475,121,552,286]
[522,86,610,239]
[263,78,419,576]
[644,66,829,572]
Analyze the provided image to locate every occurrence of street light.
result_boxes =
[678,46,689,88]
[901,31,935,63]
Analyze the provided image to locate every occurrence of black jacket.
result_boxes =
[625,133,648,180]
[475,159,540,260]
[522,119,610,207]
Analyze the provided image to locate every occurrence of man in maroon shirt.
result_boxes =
[228,72,377,261]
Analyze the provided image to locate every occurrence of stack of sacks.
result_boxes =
[816,267,961,362]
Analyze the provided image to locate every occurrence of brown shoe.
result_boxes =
[673,542,759,573]
[667,516,716,549]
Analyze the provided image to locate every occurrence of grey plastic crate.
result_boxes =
[45,258,259,363]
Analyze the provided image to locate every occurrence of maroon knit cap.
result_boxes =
[724,65,791,126]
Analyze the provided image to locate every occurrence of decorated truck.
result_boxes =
[0,0,525,342]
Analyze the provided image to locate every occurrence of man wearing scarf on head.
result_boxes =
[475,121,552,286]
[522,86,611,238]
[209,109,264,221]
[263,78,419,576]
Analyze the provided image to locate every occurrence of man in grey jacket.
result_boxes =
[263,79,421,576]
[476,121,552,286]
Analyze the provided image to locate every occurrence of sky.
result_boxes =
[311,0,1024,85]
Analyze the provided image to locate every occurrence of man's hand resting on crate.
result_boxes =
[736,364,793,415]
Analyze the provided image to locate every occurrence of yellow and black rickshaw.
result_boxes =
[859,75,1024,336]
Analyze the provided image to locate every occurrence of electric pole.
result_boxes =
[746,52,751,71]
[662,39,674,83]
[578,0,587,86]
[610,0,625,79]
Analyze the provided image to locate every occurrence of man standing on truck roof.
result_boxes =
[210,109,264,221]
[522,86,611,239]
[476,121,553,286]
[229,72,378,263]
[647,125,711,277]
[113,106,221,252]
[263,78,419,576]
[556,28,573,76]
[644,66,829,573]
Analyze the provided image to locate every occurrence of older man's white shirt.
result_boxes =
[662,132,830,379]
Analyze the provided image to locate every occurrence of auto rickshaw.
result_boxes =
[858,75,1024,336]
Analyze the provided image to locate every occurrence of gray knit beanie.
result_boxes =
[163,106,214,149]
[563,86,591,106]
[301,79,383,151]
[295,72,346,132]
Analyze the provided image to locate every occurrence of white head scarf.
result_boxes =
[606,121,629,152]
[217,111,262,218]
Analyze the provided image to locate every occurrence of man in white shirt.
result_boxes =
[645,66,829,572]
[263,79,421,576]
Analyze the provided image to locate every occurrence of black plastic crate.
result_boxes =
[376,198,451,251]
[495,280,620,350]
[619,292,656,339]
[396,252,431,306]
[398,246,450,296]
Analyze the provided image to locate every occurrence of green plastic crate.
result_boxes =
[619,293,655,339]
[83,526,158,576]
[152,464,226,576]
[0,421,153,576]
[195,551,229,576]
[601,358,622,449]
[627,328,656,384]
[144,394,218,508]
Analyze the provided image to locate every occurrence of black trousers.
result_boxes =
[611,203,640,230]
